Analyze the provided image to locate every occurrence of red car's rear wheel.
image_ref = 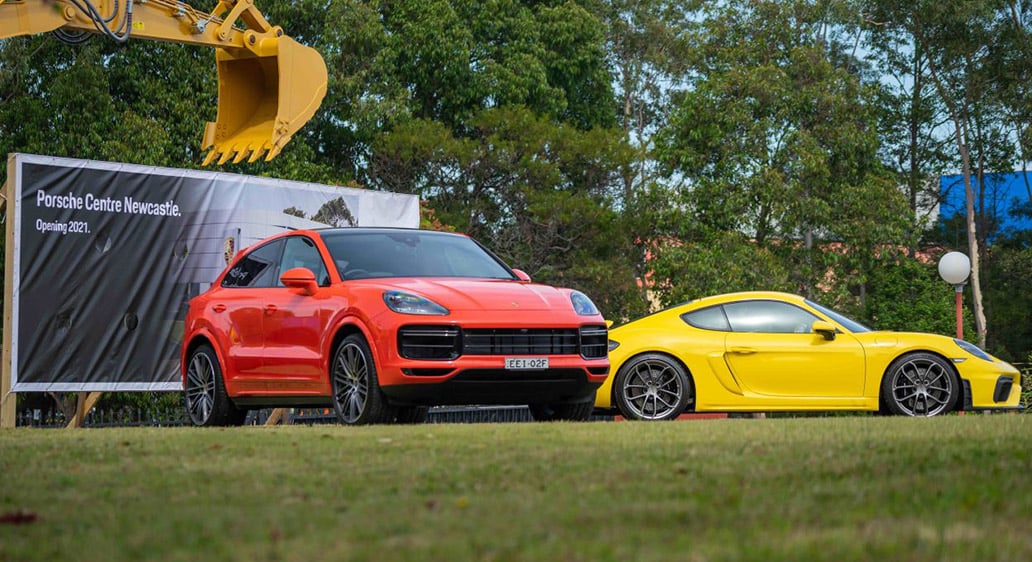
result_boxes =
[184,344,245,427]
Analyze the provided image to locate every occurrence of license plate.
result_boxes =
[505,357,549,370]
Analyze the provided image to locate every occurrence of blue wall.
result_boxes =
[939,171,1032,236]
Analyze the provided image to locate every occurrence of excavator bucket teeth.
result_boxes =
[202,36,327,165]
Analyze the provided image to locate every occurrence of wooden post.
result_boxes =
[66,392,103,428]
[264,407,288,425]
[1,167,16,428]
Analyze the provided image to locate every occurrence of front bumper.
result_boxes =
[382,365,607,406]
[959,367,1023,411]
[378,350,609,405]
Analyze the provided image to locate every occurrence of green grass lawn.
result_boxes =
[2,415,1031,561]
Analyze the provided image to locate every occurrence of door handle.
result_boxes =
[211,304,226,313]
[264,304,277,315]
[728,346,756,354]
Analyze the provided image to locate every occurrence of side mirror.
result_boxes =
[812,320,837,341]
[512,268,532,282]
[280,267,318,296]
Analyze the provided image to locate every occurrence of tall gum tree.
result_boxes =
[863,0,1022,347]
[654,0,907,306]
[590,0,698,309]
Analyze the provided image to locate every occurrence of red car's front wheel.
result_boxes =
[330,334,396,425]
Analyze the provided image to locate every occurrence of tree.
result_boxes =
[647,230,793,305]
[654,0,908,307]
[987,1,1032,203]
[863,254,974,336]
[588,0,699,309]
[863,0,1032,348]
[863,5,953,251]
[368,105,644,319]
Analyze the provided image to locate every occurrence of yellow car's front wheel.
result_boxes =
[614,354,693,421]
[882,352,960,417]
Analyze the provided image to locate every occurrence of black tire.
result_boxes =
[183,344,246,427]
[330,334,396,425]
[528,399,594,422]
[882,352,959,417]
[613,353,692,421]
[395,406,430,424]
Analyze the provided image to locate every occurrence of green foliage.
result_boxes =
[0,37,219,172]
[648,230,793,307]
[1022,358,1032,411]
[861,255,973,337]
[981,245,1032,361]
[368,105,643,319]
[368,0,614,131]
[94,391,182,413]
[653,0,910,300]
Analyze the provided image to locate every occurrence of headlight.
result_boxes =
[608,340,620,352]
[954,338,992,362]
[570,291,600,316]
[383,291,449,315]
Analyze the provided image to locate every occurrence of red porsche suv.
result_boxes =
[181,228,609,425]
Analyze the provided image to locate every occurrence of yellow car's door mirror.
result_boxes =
[812,320,837,341]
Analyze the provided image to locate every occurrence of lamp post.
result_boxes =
[937,251,971,340]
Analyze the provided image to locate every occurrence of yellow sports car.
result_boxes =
[595,291,1023,420]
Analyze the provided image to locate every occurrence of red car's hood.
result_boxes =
[369,277,573,312]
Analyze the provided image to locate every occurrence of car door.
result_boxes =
[721,300,866,399]
[213,239,284,391]
[260,235,334,391]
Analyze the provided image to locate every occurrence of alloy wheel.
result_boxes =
[621,358,687,420]
[185,351,216,425]
[333,342,369,424]
[889,356,954,416]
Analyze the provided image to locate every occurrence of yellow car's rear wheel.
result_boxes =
[614,354,692,421]
[882,352,959,417]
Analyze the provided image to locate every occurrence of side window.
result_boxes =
[723,300,821,334]
[278,236,330,286]
[221,239,283,288]
[681,306,731,331]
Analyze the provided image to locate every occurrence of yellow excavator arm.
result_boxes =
[0,0,328,164]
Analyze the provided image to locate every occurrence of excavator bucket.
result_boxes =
[202,36,328,165]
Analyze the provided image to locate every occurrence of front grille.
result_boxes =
[398,326,460,360]
[399,325,609,360]
[464,328,579,356]
[579,325,608,359]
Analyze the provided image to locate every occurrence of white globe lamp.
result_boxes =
[938,251,970,339]
[938,251,971,286]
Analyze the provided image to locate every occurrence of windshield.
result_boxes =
[805,299,872,333]
[321,230,517,280]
